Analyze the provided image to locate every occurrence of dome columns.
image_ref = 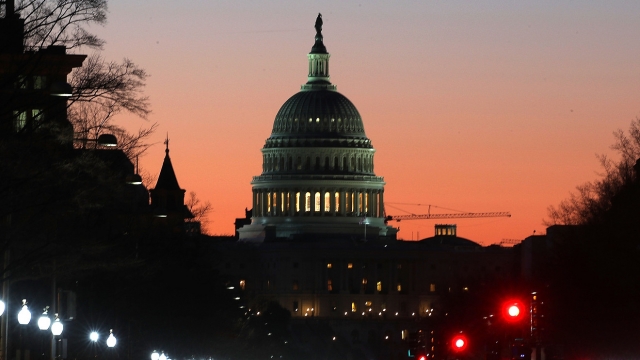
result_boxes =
[252,186,385,219]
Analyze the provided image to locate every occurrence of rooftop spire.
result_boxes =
[155,134,181,190]
[302,13,335,91]
[311,13,327,54]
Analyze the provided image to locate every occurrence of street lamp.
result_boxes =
[51,314,63,336]
[37,307,51,330]
[17,299,31,325]
[90,331,99,342]
[151,350,160,360]
[106,329,116,348]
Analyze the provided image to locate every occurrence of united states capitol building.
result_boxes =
[218,15,524,354]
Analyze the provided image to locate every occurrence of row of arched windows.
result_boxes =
[263,153,374,173]
[253,189,383,218]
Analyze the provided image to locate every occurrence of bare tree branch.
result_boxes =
[16,0,107,50]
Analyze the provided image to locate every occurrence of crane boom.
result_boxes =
[386,212,511,222]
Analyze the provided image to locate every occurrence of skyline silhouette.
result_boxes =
[92,1,640,244]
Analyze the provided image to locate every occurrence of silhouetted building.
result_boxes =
[0,5,84,142]
[149,138,195,233]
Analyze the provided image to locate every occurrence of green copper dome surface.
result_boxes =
[265,90,372,149]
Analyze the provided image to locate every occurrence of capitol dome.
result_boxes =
[266,90,370,147]
[238,14,397,242]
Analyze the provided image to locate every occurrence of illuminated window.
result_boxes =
[335,192,340,212]
[362,278,368,285]
[463,286,469,292]
[327,279,333,292]
[292,280,299,291]
[401,330,408,340]
[358,193,363,212]
[305,192,311,212]
[347,263,353,269]
[364,193,368,213]
[281,192,286,212]
[376,281,382,292]
[33,76,46,89]
[272,193,277,212]
[16,75,27,89]
[31,109,43,122]
[267,192,271,212]
[13,111,26,131]
[327,263,332,269]
[351,302,357,312]
[314,192,320,212]
[296,192,300,212]
[364,301,372,307]
[239,279,246,290]
[324,192,330,212]
[430,283,436,292]
[397,283,402,292]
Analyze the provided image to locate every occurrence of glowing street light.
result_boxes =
[151,350,160,360]
[17,299,31,325]
[51,314,63,336]
[37,307,51,330]
[106,329,117,348]
[90,332,99,342]
[159,352,167,360]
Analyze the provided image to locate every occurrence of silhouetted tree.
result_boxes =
[185,191,212,234]
[14,0,107,50]
[543,118,640,358]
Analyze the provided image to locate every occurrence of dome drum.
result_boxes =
[261,147,376,175]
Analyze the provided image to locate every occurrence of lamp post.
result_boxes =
[16,300,31,360]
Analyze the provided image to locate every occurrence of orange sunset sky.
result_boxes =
[90,1,640,244]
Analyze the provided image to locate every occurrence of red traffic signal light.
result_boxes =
[502,300,525,322]
[451,333,468,352]
[417,356,427,360]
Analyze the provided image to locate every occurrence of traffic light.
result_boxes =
[417,355,427,360]
[501,300,525,323]
[451,333,468,352]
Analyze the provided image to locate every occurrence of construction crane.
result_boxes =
[384,204,511,222]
